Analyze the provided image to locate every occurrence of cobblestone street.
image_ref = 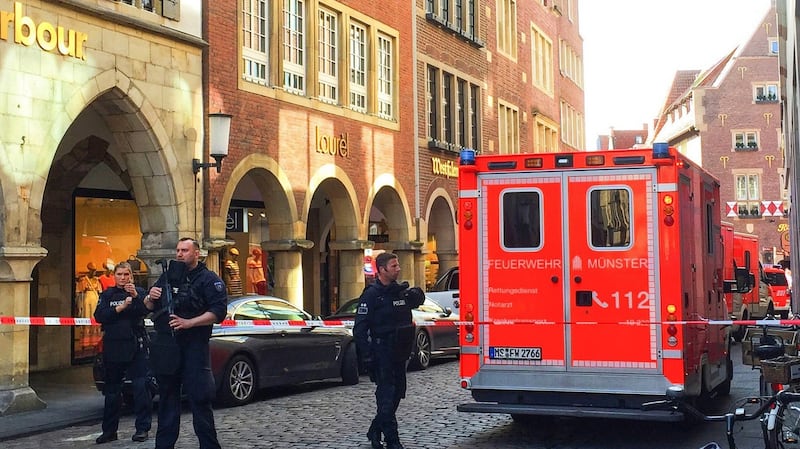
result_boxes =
[0,344,772,449]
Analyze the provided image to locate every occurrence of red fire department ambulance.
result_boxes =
[456,145,732,421]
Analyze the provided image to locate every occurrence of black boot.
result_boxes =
[385,442,405,449]
[95,432,118,444]
[366,428,383,449]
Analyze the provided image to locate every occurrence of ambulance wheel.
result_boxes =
[732,311,748,342]
[715,356,733,396]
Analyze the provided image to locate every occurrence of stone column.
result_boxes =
[0,246,48,415]
[262,240,314,309]
[137,249,181,287]
[328,240,374,307]
[436,249,459,276]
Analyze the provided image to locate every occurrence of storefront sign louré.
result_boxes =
[1,2,88,60]
[431,157,458,179]
[315,126,349,158]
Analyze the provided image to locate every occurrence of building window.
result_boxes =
[531,25,553,94]
[754,83,779,102]
[349,22,368,113]
[735,173,761,218]
[497,0,517,58]
[427,66,439,140]
[426,65,481,152]
[559,39,583,88]
[469,84,480,151]
[769,38,779,54]
[734,131,759,150]
[283,0,306,95]
[120,0,155,13]
[317,7,338,104]
[242,0,269,86]
[534,116,559,153]
[498,101,519,154]
[377,33,393,119]
[560,100,584,149]
[442,73,453,143]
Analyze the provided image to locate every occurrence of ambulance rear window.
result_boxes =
[501,191,541,249]
[589,188,631,248]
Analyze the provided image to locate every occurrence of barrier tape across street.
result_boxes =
[2,316,800,328]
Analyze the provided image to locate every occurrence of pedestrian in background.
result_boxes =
[353,252,425,449]
[143,238,227,449]
[93,262,151,444]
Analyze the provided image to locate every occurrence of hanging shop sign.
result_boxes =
[315,126,349,158]
[1,2,88,59]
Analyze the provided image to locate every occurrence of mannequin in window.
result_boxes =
[224,247,243,296]
[77,262,103,318]
[247,247,267,295]
[98,260,116,291]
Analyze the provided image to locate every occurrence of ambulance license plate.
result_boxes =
[489,346,542,360]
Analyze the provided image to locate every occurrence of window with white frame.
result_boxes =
[317,7,338,104]
[498,101,519,154]
[769,38,779,54]
[120,0,154,12]
[469,84,480,151]
[531,25,553,94]
[734,131,759,150]
[442,73,453,144]
[349,22,368,113]
[377,33,393,119]
[754,83,778,102]
[242,0,269,85]
[735,173,761,218]
[283,0,306,95]
[497,0,517,58]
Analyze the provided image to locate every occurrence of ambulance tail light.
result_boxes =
[666,304,679,346]
[662,195,675,227]
[585,155,605,166]
[463,304,475,341]
[463,200,474,231]
[460,378,471,389]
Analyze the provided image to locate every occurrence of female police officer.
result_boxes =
[94,262,151,444]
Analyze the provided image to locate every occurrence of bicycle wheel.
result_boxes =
[767,393,800,448]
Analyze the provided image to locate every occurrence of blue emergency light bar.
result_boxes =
[460,148,476,165]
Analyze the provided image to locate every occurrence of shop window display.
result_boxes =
[73,194,145,362]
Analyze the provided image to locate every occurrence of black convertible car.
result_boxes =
[94,295,359,407]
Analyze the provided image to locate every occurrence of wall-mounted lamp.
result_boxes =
[193,112,232,174]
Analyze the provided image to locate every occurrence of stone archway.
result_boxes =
[425,190,458,282]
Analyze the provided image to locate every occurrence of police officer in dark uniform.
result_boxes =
[143,238,227,449]
[354,252,425,449]
[94,262,152,444]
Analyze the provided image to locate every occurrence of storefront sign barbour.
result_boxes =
[0,2,88,60]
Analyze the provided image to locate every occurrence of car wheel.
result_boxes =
[341,344,360,386]
[409,329,432,371]
[217,355,256,407]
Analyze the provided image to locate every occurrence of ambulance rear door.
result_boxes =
[478,172,567,371]
[564,168,661,374]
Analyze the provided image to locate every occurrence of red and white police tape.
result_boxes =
[2,316,800,328]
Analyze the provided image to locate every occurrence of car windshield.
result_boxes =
[230,299,311,321]
[764,271,788,286]
[416,298,444,314]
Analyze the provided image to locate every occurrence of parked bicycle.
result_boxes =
[643,378,800,448]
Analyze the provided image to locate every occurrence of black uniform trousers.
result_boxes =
[368,338,408,444]
[154,336,220,449]
[101,345,152,435]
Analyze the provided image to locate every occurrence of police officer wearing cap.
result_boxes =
[354,252,425,449]
[143,238,227,449]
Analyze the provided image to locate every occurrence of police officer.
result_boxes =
[143,238,227,449]
[94,262,151,444]
[354,252,425,449]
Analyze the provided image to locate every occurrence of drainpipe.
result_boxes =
[412,0,421,242]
